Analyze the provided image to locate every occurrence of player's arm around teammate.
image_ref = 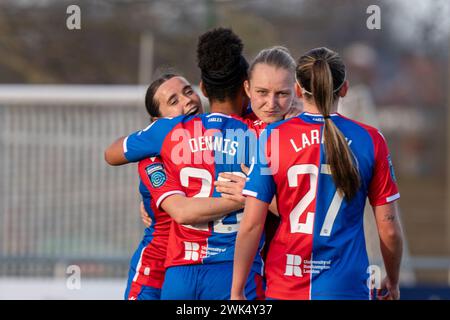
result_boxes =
[140,165,249,227]
[105,74,248,224]
[105,136,128,165]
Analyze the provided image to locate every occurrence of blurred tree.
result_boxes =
[0,0,447,86]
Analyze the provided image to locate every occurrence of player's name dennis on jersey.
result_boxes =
[290,129,352,152]
[188,136,239,156]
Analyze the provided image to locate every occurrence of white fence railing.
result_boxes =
[0,85,448,285]
[0,85,150,277]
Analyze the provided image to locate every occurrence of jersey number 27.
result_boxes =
[288,164,344,236]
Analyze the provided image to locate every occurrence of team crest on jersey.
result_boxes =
[387,155,397,182]
[145,163,166,188]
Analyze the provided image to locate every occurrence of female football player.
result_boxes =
[232,47,404,300]
[124,73,247,300]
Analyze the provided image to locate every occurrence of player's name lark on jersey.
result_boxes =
[290,129,352,152]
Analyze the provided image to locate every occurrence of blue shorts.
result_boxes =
[124,283,161,300]
[124,240,162,300]
[160,262,265,300]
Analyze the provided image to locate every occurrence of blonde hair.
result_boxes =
[248,46,296,81]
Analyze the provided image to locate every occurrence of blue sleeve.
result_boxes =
[244,127,258,168]
[242,134,276,204]
[124,117,177,162]
[243,160,276,204]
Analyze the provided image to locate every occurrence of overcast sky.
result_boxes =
[7,0,450,44]
[390,0,449,44]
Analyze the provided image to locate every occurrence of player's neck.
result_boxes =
[303,100,338,114]
[209,100,242,116]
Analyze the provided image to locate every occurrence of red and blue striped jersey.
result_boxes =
[130,157,172,290]
[124,113,264,274]
[150,111,270,270]
[243,112,400,300]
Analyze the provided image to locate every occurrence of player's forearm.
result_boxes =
[231,218,265,298]
[181,197,243,224]
[374,203,404,285]
[104,136,128,165]
[161,195,242,225]
[379,223,403,285]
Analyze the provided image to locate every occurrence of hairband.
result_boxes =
[297,69,346,95]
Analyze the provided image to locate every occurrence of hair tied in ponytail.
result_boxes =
[296,47,360,200]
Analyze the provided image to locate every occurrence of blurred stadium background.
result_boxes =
[0,0,449,299]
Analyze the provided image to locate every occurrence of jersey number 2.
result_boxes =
[180,167,244,233]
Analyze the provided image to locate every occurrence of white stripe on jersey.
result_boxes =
[123,136,129,153]
[386,193,400,203]
[206,112,232,118]
[303,112,339,117]
[242,189,258,198]
[156,190,186,208]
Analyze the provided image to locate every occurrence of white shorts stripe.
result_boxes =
[132,247,146,282]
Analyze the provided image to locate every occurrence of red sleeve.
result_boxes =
[138,157,185,209]
[367,130,400,206]
[236,113,266,135]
